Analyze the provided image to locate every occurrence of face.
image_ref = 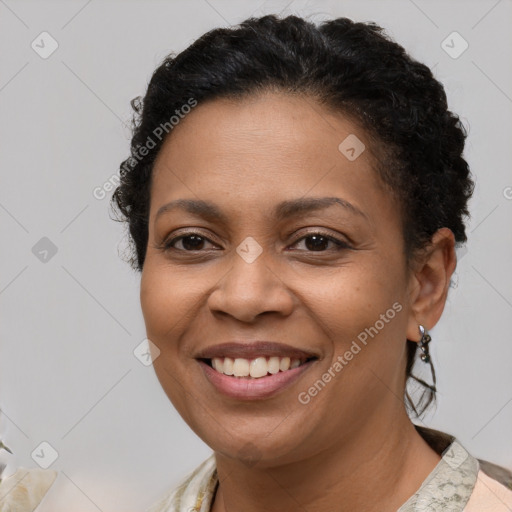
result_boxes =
[140,91,414,467]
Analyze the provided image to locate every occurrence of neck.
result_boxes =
[211,409,441,512]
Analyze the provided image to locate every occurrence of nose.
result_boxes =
[207,247,295,323]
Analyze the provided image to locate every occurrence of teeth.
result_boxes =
[279,357,290,371]
[233,358,250,377]
[212,357,223,373]
[210,356,309,378]
[223,357,234,375]
[268,356,280,374]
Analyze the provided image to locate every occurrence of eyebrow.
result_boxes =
[155,196,367,223]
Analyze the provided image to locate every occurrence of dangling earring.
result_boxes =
[418,325,432,363]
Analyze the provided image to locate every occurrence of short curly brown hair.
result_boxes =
[111,14,474,416]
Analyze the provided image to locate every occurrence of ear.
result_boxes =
[406,228,457,341]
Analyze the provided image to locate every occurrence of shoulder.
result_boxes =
[145,454,217,512]
[464,467,512,511]
[414,424,512,511]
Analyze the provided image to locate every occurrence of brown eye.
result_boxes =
[303,235,330,251]
[164,233,217,252]
[291,233,350,252]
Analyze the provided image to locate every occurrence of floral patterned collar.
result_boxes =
[398,434,479,511]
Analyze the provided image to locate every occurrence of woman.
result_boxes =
[111,14,512,512]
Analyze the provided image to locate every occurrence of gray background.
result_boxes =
[1,0,511,510]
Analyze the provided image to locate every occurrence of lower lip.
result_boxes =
[198,360,315,400]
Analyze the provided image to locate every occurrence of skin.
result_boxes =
[140,91,457,512]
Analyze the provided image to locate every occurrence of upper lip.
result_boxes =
[195,341,318,360]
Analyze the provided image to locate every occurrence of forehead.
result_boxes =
[154,91,368,167]
[149,91,389,223]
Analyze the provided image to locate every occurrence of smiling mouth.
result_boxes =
[202,356,317,379]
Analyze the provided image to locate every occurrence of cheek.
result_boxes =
[295,268,408,421]
[140,266,199,416]
[140,263,196,338]
[140,270,169,339]
[306,258,409,395]
[312,260,406,334]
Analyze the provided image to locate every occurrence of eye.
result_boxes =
[290,232,351,252]
[162,232,218,252]
[159,230,351,254]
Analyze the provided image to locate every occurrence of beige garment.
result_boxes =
[0,467,58,512]
[464,470,512,512]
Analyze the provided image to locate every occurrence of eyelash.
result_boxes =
[159,230,351,253]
